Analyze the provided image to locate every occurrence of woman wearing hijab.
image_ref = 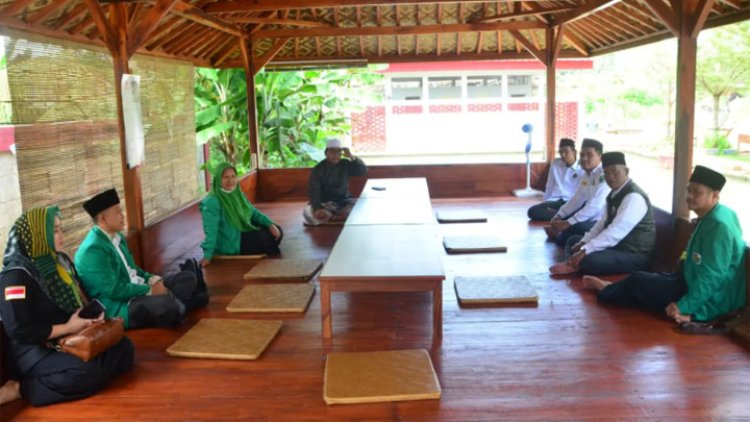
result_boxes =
[0,207,134,407]
[200,163,283,266]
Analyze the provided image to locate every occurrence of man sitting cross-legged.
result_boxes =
[583,165,747,324]
[545,138,610,247]
[527,138,581,222]
[75,189,208,330]
[302,138,367,226]
[549,152,655,275]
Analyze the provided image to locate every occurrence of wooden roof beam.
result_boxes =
[230,16,332,27]
[211,37,240,66]
[53,3,89,30]
[253,20,546,39]
[562,26,590,56]
[689,0,716,38]
[551,0,620,26]
[127,0,179,57]
[205,0,486,14]
[0,0,35,18]
[200,33,234,60]
[253,37,291,74]
[473,5,575,23]
[642,0,678,36]
[172,1,246,37]
[509,29,546,65]
[83,0,117,52]
[27,0,68,25]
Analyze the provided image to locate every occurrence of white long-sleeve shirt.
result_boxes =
[554,164,610,224]
[543,158,581,201]
[581,179,649,254]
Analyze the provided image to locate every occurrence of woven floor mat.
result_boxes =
[324,349,441,405]
[454,275,538,305]
[244,259,323,281]
[443,235,507,254]
[226,284,315,313]
[436,210,488,223]
[166,319,281,360]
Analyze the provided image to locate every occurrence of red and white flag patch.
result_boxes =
[4,286,26,301]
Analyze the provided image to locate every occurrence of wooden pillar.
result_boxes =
[239,37,260,170]
[671,0,714,219]
[545,27,559,164]
[110,3,146,235]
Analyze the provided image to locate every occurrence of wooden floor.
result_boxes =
[3,197,749,420]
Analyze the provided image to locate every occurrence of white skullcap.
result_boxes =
[326,138,343,149]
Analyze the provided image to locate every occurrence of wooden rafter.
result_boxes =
[142,17,183,49]
[718,0,742,10]
[191,30,226,57]
[27,0,69,25]
[200,33,232,60]
[204,0,482,13]
[53,3,89,30]
[69,15,94,36]
[551,0,620,26]
[473,5,575,23]
[150,21,195,51]
[690,0,716,38]
[254,37,290,73]
[623,1,670,30]
[497,30,502,54]
[586,14,626,42]
[604,7,654,34]
[642,0,678,35]
[595,9,639,38]
[570,21,605,48]
[229,16,331,27]
[509,29,546,65]
[82,0,117,51]
[165,25,211,54]
[127,0,178,57]
[530,29,540,50]
[562,26,589,56]
[172,1,245,37]
[253,20,545,39]
[212,37,240,65]
[0,0,35,18]
[183,28,224,56]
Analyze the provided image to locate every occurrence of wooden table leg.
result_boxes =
[433,281,443,341]
[321,282,332,342]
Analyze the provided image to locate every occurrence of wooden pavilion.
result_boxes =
[1,1,749,420]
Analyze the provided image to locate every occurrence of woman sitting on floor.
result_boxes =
[0,206,134,407]
[200,163,283,266]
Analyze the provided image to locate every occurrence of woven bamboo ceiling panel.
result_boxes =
[1,0,749,69]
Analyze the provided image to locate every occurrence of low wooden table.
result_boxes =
[360,177,431,199]
[346,197,435,225]
[319,224,445,342]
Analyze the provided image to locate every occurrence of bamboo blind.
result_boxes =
[3,29,200,254]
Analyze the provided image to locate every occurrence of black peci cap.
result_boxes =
[689,165,726,191]
[601,151,626,168]
[83,188,120,218]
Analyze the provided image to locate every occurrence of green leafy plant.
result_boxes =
[703,133,732,151]
[194,66,382,171]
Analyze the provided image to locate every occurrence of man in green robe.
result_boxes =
[583,165,747,323]
[75,189,207,329]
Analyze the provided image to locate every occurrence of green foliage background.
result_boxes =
[194,67,382,174]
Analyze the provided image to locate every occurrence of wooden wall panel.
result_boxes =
[140,200,203,274]
[256,163,548,201]
[239,169,259,203]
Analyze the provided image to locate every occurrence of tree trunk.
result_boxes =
[713,94,721,138]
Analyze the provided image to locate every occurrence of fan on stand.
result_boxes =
[513,123,544,198]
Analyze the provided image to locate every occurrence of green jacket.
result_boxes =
[74,226,154,328]
[677,204,747,321]
[200,194,274,261]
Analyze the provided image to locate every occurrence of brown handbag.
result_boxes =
[56,318,125,362]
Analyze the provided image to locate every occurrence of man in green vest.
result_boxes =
[75,189,206,329]
[583,165,747,323]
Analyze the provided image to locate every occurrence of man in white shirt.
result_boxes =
[550,152,655,275]
[545,138,610,247]
[527,138,581,221]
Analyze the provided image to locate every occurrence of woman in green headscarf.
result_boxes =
[0,206,134,407]
[200,163,283,265]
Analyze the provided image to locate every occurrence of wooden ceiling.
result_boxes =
[1,0,749,69]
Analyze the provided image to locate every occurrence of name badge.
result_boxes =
[692,252,702,265]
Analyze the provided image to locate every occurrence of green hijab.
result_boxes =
[1,206,83,312]
[210,163,257,231]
